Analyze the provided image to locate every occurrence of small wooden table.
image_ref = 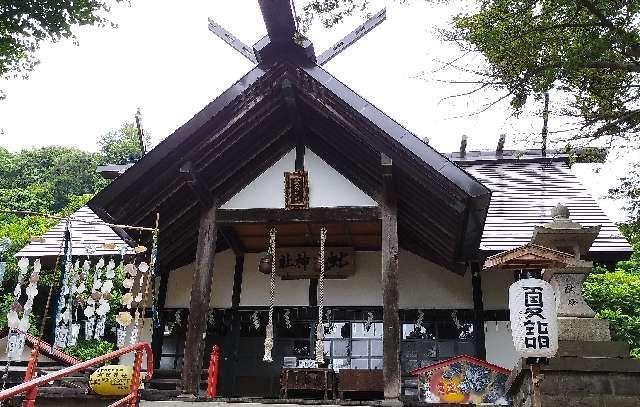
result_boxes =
[280,368,336,400]
[338,369,383,399]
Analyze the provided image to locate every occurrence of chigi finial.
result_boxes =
[207,1,386,66]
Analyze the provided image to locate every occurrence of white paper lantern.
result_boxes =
[509,278,558,358]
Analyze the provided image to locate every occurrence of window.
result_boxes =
[351,322,383,370]
[401,318,476,400]
[321,321,383,371]
[401,321,475,374]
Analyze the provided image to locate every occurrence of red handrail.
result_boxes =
[0,341,153,407]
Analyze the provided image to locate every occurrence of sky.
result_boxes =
[0,0,634,222]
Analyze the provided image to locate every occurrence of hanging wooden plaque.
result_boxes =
[284,171,309,210]
[272,247,355,279]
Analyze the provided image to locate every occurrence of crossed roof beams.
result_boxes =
[208,3,386,67]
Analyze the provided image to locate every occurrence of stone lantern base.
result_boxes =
[507,341,640,407]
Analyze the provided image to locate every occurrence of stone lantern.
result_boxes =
[501,203,640,407]
[530,203,610,341]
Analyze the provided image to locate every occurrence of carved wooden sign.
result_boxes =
[284,171,309,210]
[274,247,355,279]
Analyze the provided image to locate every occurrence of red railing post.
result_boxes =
[0,342,154,405]
[207,344,220,399]
[23,348,39,407]
[128,349,144,407]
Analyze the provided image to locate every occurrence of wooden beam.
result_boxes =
[152,270,169,369]
[380,153,401,400]
[207,18,258,64]
[226,254,245,396]
[180,161,214,207]
[257,0,296,41]
[317,8,387,65]
[220,226,245,257]
[308,278,318,307]
[472,262,487,360]
[216,206,380,224]
[181,205,218,396]
[90,205,137,247]
[282,79,306,171]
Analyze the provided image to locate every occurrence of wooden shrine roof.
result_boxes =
[88,62,491,273]
[84,0,629,271]
[459,159,632,261]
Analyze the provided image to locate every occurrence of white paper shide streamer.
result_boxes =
[6,258,39,360]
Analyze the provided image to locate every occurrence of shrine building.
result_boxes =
[15,0,632,402]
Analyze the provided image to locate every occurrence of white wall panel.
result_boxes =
[164,250,235,308]
[240,253,310,306]
[221,148,376,209]
[484,320,519,370]
[482,270,513,310]
[399,251,474,309]
[166,250,481,310]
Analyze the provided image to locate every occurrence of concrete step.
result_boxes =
[140,403,343,407]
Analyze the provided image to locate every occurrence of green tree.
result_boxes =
[302,0,640,144]
[584,266,640,357]
[611,162,640,226]
[0,122,144,341]
[0,0,127,99]
[446,0,640,143]
[0,146,106,212]
[98,122,147,165]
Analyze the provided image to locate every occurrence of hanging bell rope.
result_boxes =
[263,226,277,362]
[315,226,327,364]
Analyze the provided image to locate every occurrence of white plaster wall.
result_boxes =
[399,251,474,309]
[164,250,235,308]
[165,250,477,309]
[323,251,382,306]
[240,253,309,306]
[482,271,514,310]
[221,148,376,209]
[305,149,376,207]
[484,320,519,370]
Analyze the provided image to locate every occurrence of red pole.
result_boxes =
[207,345,220,398]
[23,347,39,407]
[128,349,144,407]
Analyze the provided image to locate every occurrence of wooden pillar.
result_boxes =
[380,153,401,400]
[181,205,218,395]
[227,254,245,396]
[308,279,318,307]
[471,262,487,360]
[152,271,169,369]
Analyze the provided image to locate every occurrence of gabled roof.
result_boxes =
[410,354,511,376]
[15,206,129,258]
[460,159,631,261]
[483,243,575,270]
[88,62,491,273]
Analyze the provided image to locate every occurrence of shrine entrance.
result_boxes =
[87,0,491,400]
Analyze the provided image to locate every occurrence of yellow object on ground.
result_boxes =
[89,364,132,396]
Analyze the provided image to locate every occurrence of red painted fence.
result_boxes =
[0,342,153,407]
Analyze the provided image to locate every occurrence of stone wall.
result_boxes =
[508,355,640,407]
